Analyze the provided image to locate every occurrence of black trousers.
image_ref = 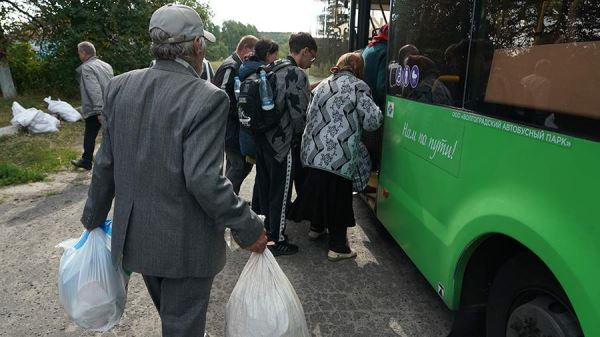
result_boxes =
[291,168,354,253]
[255,137,293,243]
[82,115,102,163]
[143,275,214,337]
[225,147,253,194]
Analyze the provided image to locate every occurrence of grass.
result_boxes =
[0,163,46,186]
[0,94,83,187]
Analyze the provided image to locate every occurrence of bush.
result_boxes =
[7,42,44,94]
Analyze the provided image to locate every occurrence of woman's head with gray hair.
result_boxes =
[77,41,96,61]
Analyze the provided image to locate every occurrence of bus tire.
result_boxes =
[486,253,583,337]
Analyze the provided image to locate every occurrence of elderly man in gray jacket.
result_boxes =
[80,5,267,336]
[71,41,113,170]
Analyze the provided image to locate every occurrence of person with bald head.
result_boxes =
[291,52,383,262]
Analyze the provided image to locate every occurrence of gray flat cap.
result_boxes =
[149,4,216,43]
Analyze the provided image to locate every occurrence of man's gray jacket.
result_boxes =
[81,59,264,278]
[76,56,114,119]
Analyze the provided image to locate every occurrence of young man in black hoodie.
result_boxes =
[254,32,318,256]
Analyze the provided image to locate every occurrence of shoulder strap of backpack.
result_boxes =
[270,59,293,73]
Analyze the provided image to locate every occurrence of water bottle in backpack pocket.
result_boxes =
[259,70,275,110]
[233,76,241,100]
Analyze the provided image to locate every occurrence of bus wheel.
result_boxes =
[486,254,583,337]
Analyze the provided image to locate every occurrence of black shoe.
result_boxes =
[268,241,299,256]
[71,159,92,170]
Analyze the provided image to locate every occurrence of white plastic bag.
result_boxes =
[224,228,240,251]
[44,96,82,122]
[225,249,310,337]
[11,101,60,133]
[57,220,128,332]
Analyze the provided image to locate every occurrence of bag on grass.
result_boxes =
[10,101,60,133]
[57,220,128,332]
[225,249,310,337]
[44,96,82,122]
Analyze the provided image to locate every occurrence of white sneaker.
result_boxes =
[327,250,357,262]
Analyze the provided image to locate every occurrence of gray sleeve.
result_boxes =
[81,83,116,230]
[82,66,104,113]
[183,89,263,248]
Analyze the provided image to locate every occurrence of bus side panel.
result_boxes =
[377,96,600,337]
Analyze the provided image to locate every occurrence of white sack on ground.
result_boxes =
[57,221,128,332]
[44,96,82,122]
[225,249,310,337]
[11,101,60,133]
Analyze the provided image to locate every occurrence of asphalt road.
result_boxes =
[0,169,452,337]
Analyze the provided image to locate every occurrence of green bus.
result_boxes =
[349,0,600,335]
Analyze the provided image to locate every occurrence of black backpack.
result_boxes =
[238,60,292,133]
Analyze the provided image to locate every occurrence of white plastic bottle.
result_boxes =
[233,76,241,100]
[259,70,274,110]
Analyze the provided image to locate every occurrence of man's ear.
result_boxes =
[194,37,204,56]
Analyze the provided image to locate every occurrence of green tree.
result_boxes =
[259,31,291,57]
[204,22,229,61]
[1,0,213,96]
[0,5,20,97]
[220,20,260,53]
[6,42,42,94]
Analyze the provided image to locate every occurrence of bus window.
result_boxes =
[387,0,474,108]
[465,0,600,140]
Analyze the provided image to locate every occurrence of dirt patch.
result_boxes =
[0,171,89,206]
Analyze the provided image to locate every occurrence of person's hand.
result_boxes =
[245,230,268,253]
[97,115,105,125]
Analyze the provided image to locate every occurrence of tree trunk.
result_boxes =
[0,60,17,98]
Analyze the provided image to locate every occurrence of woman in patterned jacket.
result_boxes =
[291,52,383,261]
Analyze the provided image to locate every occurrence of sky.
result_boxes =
[209,0,323,33]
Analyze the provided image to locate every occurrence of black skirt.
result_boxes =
[289,167,355,229]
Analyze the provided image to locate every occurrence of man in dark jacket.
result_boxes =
[212,35,258,194]
[71,41,113,170]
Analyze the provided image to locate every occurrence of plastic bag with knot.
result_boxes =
[225,249,310,337]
